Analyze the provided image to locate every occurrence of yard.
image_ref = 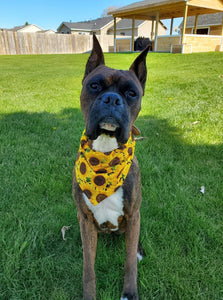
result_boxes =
[0,51,223,299]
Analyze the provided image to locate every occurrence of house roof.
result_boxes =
[180,12,223,28]
[58,16,114,32]
[8,25,25,31]
[8,24,43,32]
[109,0,223,20]
[109,19,145,30]
[118,19,145,29]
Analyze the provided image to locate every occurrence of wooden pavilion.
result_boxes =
[109,0,223,53]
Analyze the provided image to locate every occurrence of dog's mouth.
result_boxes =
[86,115,129,144]
[99,117,119,136]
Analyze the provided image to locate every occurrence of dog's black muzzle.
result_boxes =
[85,92,130,144]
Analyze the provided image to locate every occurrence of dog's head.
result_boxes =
[80,35,149,144]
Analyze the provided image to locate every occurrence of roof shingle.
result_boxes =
[62,16,114,31]
[179,12,223,28]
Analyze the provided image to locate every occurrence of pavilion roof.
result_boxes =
[109,0,223,20]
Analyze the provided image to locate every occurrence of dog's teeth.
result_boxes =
[100,122,117,131]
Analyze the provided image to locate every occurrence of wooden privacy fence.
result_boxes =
[0,31,113,55]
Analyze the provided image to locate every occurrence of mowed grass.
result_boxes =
[0,51,223,300]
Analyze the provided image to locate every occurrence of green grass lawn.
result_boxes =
[0,51,223,300]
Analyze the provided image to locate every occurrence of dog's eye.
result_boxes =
[90,82,99,90]
[127,90,137,98]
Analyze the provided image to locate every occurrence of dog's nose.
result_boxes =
[101,93,123,107]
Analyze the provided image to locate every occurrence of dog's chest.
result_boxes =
[83,134,124,231]
[83,188,124,231]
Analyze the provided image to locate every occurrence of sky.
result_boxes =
[0,0,138,31]
[0,0,181,33]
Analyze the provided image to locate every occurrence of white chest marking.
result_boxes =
[92,134,118,152]
[83,187,124,230]
[84,133,124,230]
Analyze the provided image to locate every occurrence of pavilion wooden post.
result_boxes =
[170,17,174,35]
[114,17,117,52]
[221,14,223,36]
[154,11,159,51]
[194,15,198,34]
[181,4,188,44]
[151,19,155,40]
[131,17,135,51]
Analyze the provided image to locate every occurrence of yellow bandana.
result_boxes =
[75,131,135,205]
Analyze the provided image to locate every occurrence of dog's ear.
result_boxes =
[83,34,105,82]
[129,46,149,93]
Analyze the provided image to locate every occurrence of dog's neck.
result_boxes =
[92,134,118,153]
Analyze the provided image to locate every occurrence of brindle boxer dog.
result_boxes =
[73,35,149,300]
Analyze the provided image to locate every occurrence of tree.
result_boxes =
[101,6,119,17]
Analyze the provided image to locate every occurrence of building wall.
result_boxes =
[156,35,181,52]
[185,28,193,34]
[19,25,42,33]
[185,25,222,35]
[58,20,166,39]
[59,25,71,34]
[114,28,139,36]
[59,21,114,36]
[70,31,92,35]
[100,21,115,36]
[184,34,222,53]
[138,21,166,38]
[44,30,56,34]
[115,38,132,51]
[156,34,223,53]
[108,21,166,39]
[137,22,150,37]
[210,25,222,35]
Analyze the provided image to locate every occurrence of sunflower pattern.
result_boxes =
[75,130,135,206]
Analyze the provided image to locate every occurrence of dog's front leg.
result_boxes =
[79,213,98,300]
[122,210,140,300]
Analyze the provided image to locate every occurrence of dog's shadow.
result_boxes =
[1,109,222,299]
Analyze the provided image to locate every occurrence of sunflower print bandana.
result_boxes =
[75,130,135,206]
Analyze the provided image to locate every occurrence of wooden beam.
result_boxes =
[188,0,223,11]
[155,11,159,37]
[221,13,223,36]
[182,4,188,44]
[131,17,135,51]
[151,19,155,40]
[114,17,117,52]
[194,15,198,34]
[154,11,159,51]
[170,17,174,35]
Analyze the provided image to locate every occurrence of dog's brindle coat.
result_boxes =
[73,35,149,300]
